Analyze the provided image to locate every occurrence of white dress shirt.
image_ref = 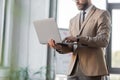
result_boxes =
[80,5,93,23]
[73,5,93,51]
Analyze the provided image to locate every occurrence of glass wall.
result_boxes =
[107,1,120,80]
[110,74,120,80]
[111,9,120,68]
[108,0,120,3]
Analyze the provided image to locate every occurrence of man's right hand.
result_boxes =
[48,39,62,51]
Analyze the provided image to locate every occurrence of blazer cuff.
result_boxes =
[73,45,77,52]
[56,48,63,53]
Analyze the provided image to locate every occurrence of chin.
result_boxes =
[77,7,84,10]
[77,5,84,10]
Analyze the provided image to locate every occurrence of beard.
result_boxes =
[76,2,88,10]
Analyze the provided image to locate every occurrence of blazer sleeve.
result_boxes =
[78,11,111,47]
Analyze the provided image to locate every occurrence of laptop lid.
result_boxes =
[34,18,62,44]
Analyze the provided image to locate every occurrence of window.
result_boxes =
[107,3,120,80]
[110,74,120,80]
[108,0,120,3]
[111,9,120,68]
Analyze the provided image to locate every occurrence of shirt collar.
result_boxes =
[80,5,93,14]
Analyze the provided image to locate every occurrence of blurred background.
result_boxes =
[0,0,120,80]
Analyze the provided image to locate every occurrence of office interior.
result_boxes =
[0,0,120,80]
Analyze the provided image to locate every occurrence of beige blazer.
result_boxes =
[60,6,111,76]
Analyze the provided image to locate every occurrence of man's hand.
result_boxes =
[63,36,78,43]
[48,39,62,51]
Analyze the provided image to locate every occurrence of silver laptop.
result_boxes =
[34,18,76,45]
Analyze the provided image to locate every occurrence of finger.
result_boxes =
[50,39,53,47]
[51,39,56,47]
[66,39,71,43]
[48,42,53,48]
[48,39,55,48]
[54,44,62,50]
[48,40,51,46]
[62,37,68,43]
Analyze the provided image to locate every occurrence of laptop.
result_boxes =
[33,18,76,45]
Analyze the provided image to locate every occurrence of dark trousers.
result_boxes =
[67,57,102,80]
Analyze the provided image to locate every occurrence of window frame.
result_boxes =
[107,3,120,74]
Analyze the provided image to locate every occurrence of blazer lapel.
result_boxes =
[79,6,96,35]
[76,13,81,34]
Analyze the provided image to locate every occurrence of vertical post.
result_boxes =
[1,0,7,66]
[46,46,56,80]
[46,0,58,79]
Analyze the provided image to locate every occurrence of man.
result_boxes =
[48,0,111,80]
